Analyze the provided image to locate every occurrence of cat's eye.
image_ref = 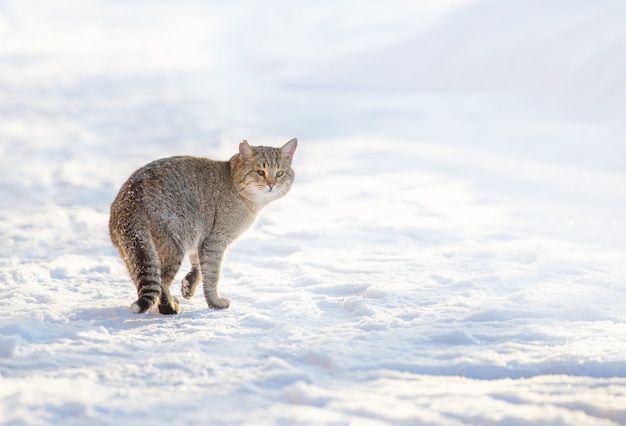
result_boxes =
[276,171,284,177]
[256,170,265,177]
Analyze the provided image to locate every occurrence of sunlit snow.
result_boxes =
[1,0,626,424]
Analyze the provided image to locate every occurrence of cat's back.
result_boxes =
[131,155,224,186]
[110,156,230,221]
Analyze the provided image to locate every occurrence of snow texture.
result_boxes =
[1,0,626,424]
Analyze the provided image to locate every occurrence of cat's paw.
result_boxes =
[130,297,153,314]
[208,297,230,309]
[181,278,194,299]
[158,296,181,315]
[181,270,200,299]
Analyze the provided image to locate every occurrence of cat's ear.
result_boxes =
[280,138,298,162]
[239,140,255,160]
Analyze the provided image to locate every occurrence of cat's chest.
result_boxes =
[194,190,256,240]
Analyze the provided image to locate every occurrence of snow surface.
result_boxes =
[1,0,626,424]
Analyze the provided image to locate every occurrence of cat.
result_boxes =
[109,138,297,314]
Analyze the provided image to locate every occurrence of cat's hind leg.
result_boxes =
[181,250,201,299]
[157,245,184,315]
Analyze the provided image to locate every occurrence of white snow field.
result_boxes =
[1,0,626,424]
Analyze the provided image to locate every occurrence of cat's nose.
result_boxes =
[267,182,275,190]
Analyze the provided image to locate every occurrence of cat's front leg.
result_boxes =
[199,241,230,309]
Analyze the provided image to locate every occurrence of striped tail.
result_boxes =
[118,229,162,314]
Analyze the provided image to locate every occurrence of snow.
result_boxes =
[1,0,626,424]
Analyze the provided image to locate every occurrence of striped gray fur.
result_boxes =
[109,139,297,314]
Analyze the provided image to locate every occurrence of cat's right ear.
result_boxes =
[239,140,255,160]
[280,138,298,162]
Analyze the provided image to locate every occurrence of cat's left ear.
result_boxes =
[239,140,255,160]
[280,138,298,162]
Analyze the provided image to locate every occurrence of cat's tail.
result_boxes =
[114,228,163,314]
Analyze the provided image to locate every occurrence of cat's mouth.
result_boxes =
[260,185,284,199]
[249,186,278,200]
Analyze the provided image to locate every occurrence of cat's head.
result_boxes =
[231,138,297,206]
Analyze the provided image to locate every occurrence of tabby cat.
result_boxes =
[109,138,297,314]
